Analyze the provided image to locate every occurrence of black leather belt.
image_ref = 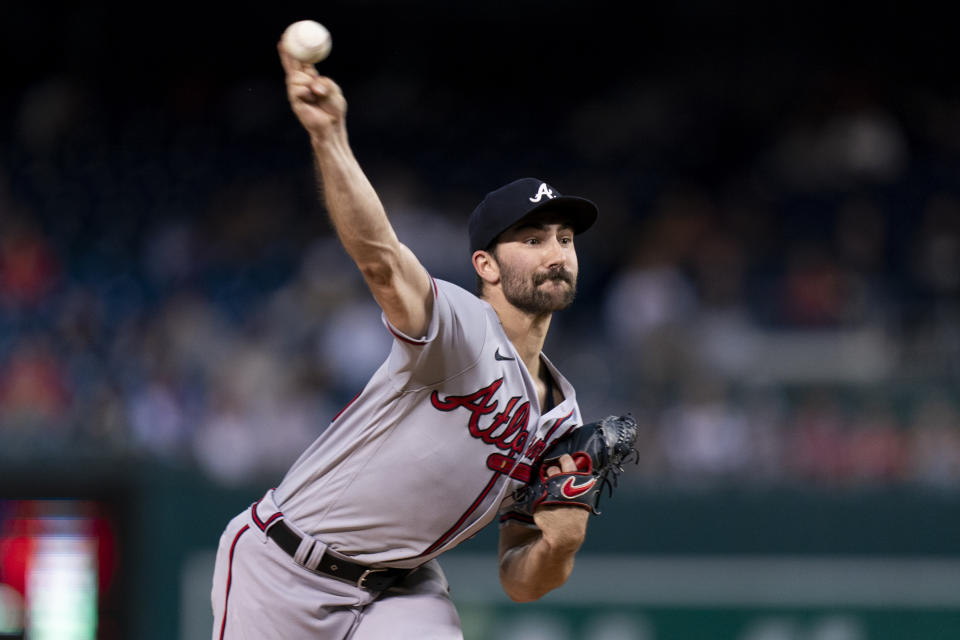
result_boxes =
[266,519,411,591]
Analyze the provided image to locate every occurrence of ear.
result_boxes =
[472,249,500,287]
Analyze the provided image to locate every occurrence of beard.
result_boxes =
[499,262,577,315]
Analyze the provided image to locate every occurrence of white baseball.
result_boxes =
[281,20,332,64]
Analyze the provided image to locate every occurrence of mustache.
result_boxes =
[533,268,574,286]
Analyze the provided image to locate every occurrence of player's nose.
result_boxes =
[542,235,566,267]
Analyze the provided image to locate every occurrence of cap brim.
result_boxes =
[520,195,599,235]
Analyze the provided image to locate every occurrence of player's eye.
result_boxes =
[524,237,540,245]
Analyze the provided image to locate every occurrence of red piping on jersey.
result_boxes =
[386,277,438,345]
[387,325,430,345]
[418,410,577,557]
[218,524,250,640]
[250,499,283,532]
[544,409,576,443]
[332,391,362,424]
[420,470,504,556]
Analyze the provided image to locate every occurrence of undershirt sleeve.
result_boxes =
[497,498,538,530]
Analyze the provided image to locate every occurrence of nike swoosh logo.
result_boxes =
[560,476,596,499]
[494,348,515,361]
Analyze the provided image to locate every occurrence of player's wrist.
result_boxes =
[535,513,588,556]
[310,125,350,155]
[309,123,345,144]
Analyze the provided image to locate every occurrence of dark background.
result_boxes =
[3,2,960,638]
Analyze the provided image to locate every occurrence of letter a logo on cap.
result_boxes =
[529,183,556,203]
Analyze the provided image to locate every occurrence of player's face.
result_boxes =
[493,219,579,315]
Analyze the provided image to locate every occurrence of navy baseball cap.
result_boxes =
[468,178,598,253]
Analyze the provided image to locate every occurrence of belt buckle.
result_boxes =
[357,568,387,589]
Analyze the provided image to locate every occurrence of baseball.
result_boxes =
[281,20,332,64]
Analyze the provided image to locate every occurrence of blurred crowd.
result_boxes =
[3,48,960,492]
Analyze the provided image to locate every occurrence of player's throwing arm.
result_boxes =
[277,28,433,338]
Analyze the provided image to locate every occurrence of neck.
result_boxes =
[485,293,553,377]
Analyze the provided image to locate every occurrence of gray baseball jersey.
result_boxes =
[212,277,584,639]
[272,277,582,568]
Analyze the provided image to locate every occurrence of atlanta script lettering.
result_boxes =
[430,378,549,463]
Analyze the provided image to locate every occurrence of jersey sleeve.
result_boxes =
[382,278,489,390]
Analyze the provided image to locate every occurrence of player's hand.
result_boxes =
[277,42,347,141]
[532,454,590,554]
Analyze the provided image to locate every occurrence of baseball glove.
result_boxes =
[518,414,639,514]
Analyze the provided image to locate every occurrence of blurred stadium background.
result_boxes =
[2,1,960,638]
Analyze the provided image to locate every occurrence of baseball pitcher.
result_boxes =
[210,39,637,639]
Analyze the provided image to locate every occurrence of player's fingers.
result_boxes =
[289,72,335,96]
[287,71,316,86]
[544,454,576,478]
[277,42,320,78]
[290,85,318,104]
[311,80,347,114]
[311,76,342,96]
[277,41,299,73]
[556,454,578,473]
[286,71,336,107]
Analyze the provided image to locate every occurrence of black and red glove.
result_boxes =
[518,414,639,514]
